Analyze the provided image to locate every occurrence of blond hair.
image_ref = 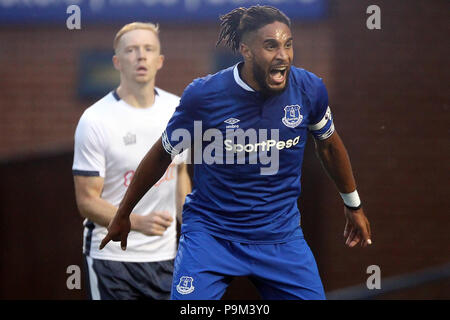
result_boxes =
[113,22,160,52]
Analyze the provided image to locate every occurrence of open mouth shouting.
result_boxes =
[268,65,289,87]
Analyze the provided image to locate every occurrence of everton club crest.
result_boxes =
[282,105,303,128]
[176,276,195,295]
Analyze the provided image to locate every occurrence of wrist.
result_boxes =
[129,213,141,231]
[340,190,362,210]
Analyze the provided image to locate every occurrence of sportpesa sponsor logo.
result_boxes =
[224,136,300,153]
[162,123,293,175]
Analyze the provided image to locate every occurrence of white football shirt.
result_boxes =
[73,87,181,262]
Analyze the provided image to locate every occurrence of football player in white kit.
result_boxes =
[72,22,191,300]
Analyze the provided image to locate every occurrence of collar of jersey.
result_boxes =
[113,88,159,101]
[233,62,256,92]
[112,88,160,110]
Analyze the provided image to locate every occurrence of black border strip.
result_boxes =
[72,170,100,176]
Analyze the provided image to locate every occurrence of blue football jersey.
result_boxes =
[162,62,334,243]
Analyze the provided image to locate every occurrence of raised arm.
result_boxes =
[99,137,172,250]
[314,130,372,248]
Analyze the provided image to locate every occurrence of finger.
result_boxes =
[343,220,350,238]
[99,234,111,250]
[345,228,355,246]
[120,233,128,251]
[348,228,360,247]
[360,220,372,247]
[154,216,173,228]
[366,220,372,244]
[349,232,361,248]
[156,211,174,222]
[347,231,355,246]
[152,224,167,234]
[152,229,164,236]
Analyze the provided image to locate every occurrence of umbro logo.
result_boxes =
[224,118,240,129]
[224,118,240,125]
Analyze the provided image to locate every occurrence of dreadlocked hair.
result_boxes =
[216,5,291,53]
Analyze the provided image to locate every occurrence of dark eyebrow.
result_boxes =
[263,37,293,45]
[263,39,279,46]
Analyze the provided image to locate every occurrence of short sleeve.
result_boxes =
[308,79,335,140]
[172,149,190,165]
[162,81,201,157]
[72,113,106,177]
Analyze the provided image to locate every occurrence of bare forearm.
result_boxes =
[77,195,119,227]
[77,196,143,230]
[314,132,372,247]
[117,137,172,217]
[315,131,356,193]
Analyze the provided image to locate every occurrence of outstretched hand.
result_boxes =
[343,207,372,248]
[99,212,131,251]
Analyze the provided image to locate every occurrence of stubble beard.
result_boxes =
[252,60,290,97]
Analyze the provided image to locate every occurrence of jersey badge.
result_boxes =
[282,105,303,128]
[123,132,136,145]
[176,276,195,295]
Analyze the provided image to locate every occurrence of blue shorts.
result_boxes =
[171,232,325,300]
[84,255,174,300]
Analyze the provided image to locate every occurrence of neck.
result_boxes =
[240,62,261,91]
[116,80,156,108]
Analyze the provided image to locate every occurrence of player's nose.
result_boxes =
[275,47,289,63]
[136,47,147,60]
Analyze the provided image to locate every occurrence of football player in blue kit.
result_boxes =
[100,6,372,300]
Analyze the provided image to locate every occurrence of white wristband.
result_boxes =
[340,190,361,208]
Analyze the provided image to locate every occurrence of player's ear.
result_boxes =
[240,43,253,61]
[112,55,121,71]
[157,54,164,71]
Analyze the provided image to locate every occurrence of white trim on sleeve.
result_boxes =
[162,130,179,156]
[308,106,332,131]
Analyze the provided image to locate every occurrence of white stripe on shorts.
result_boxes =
[86,256,101,300]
